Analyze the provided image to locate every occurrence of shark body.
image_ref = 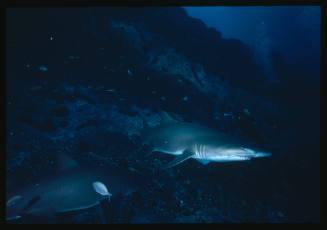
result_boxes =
[6,156,144,222]
[142,112,271,169]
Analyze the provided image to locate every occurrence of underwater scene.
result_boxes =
[6,6,320,223]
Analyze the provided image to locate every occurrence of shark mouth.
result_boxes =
[236,156,252,161]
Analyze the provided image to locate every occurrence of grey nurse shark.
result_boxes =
[142,112,272,169]
[6,154,143,222]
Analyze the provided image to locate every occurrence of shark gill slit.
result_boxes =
[196,144,200,158]
[199,144,204,159]
[201,144,204,159]
[195,143,199,158]
[202,144,206,159]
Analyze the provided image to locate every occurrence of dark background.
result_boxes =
[6,6,320,223]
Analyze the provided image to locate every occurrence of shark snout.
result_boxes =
[254,151,272,158]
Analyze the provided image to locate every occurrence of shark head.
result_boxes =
[238,147,272,159]
[143,111,272,168]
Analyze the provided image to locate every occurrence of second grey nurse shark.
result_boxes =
[6,154,144,222]
[142,112,272,169]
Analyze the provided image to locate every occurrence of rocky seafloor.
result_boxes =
[6,7,320,223]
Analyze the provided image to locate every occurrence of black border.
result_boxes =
[2,0,325,225]
[2,0,325,6]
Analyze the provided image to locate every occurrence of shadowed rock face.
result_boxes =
[100,8,274,130]
[103,7,265,90]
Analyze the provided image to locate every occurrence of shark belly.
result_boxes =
[208,155,251,162]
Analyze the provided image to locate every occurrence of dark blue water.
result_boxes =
[185,6,321,80]
[6,6,320,223]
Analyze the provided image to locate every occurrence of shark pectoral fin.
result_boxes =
[197,159,210,165]
[21,195,42,214]
[162,150,194,170]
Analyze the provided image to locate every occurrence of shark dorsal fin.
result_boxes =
[160,111,177,124]
[57,154,78,172]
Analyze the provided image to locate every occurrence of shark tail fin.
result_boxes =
[141,116,149,130]
[139,115,150,140]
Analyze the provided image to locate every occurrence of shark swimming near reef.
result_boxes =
[142,112,272,169]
